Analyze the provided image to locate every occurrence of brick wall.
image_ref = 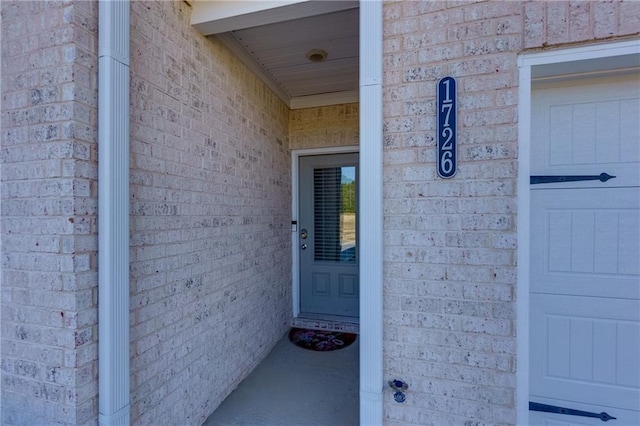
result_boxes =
[1,1,99,424]
[129,1,291,424]
[381,1,639,425]
[289,103,359,150]
[4,0,636,424]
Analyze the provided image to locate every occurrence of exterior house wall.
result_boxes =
[1,1,100,424]
[128,1,292,424]
[381,1,639,425]
[2,0,638,425]
[289,103,359,150]
[1,1,293,425]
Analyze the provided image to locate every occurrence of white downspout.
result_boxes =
[98,1,130,425]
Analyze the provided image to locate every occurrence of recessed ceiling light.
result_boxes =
[306,49,328,63]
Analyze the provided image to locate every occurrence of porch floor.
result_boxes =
[202,331,359,426]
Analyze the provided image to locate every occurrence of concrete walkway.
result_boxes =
[203,331,359,426]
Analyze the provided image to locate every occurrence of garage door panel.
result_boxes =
[532,76,640,189]
[592,321,617,384]
[538,418,596,426]
[529,396,640,426]
[531,70,640,426]
[595,100,620,165]
[531,294,640,411]
[533,76,640,169]
[569,318,593,381]
[571,103,597,165]
[569,211,595,273]
[620,98,640,161]
[593,211,618,274]
[545,98,638,167]
[549,104,574,166]
[547,210,572,272]
[619,211,640,275]
[531,188,640,299]
[617,322,640,387]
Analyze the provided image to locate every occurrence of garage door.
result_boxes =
[530,74,640,425]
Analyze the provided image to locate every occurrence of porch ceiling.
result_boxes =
[191,1,359,109]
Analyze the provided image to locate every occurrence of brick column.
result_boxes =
[1,1,99,424]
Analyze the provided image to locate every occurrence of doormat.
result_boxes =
[288,327,357,352]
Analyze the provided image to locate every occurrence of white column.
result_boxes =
[98,1,130,425]
[515,57,531,426]
[359,1,384,425]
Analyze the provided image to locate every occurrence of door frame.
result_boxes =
[516,39,640,424]
[291,146,360,319]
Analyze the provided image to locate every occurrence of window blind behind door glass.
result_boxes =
[313,166,356,263]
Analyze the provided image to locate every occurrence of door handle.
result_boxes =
[529,402,616,422]
[301,244,308,250]
[530,172,615,185]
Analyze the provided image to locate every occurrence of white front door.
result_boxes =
[530,74,640,425]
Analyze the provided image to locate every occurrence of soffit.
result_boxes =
[191,1,359,109]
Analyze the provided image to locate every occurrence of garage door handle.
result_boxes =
[530,173,616,185]
[529,402,616,422]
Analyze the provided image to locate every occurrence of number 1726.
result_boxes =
[437,77,457,178]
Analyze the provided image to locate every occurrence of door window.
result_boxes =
[313,166,356,263]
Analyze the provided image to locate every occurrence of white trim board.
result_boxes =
[289,90,359,110]
[192,1,358,35]
[516,38,640,425]
[358,2,383,425]
[98,0,131,423]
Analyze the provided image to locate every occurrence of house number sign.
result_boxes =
[437,76,457,178]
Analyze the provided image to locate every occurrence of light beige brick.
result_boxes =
[3,0,638,425]
[569,1,593,41]
[1,0,99,423]
[594,0,618,38]
[619,1,640,35]
[382,0,637,421]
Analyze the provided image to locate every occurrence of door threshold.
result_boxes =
[292,314,359,334]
